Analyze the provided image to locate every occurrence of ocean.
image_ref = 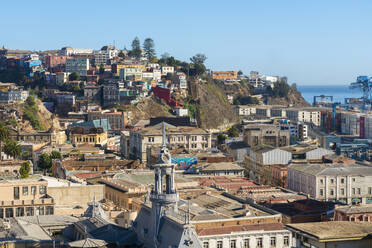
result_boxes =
[297,85,362,105]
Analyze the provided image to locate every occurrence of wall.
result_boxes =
[48,184,104,208]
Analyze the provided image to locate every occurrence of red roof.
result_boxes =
[197,223,284,236]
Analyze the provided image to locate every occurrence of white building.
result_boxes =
[161,66,174,75]
[235,105,257,116]
[175,107,188,117]
[65,58,90,77]
[286,108,321,126]
[287,163,372,205]
[59,47,93,56]
[94,46,118,65]
[56,72,70,86]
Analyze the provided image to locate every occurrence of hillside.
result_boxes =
[127,95,173,124]
[5,97,60,132]
[265,87,310,106]
[188,80,239,129]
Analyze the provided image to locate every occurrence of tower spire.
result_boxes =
[162,122,166,148]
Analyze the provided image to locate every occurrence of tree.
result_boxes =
[118,51,125,58]
[228,126,239,137]
[38,153,52,172]
[131,37,142,59]
[273,80,290,97]
[19,161,31,179]
[238,70,243,76]
[190,54,207,76]
[217,134,227,145]
[190,54,207,64]
[99,63,105,74]
[161,52,170,60]
[0,122,9,160]
[143,38,156,61]
[3,139,21,159]
[50,151,62,159]
[69,72,80,81]
[26,95,36,106]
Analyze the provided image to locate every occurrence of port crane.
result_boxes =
[349,76,372,113]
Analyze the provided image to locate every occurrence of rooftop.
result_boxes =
[286,221,372,241]
[335,205,372,214]
[288,163,372,176]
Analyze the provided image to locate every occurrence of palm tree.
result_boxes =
[0,122,9,160]
[3,139,21,159]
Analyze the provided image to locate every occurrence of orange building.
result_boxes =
[212,71,238,80]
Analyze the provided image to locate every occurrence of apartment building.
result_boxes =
[56,72,70,86]
[244,124,290,148]
[59,47,93,56]
[286,108,321,126]
[66,57,90,76]
[287,163,372,204]
[119,67,142,81]
[87,110,130,130]
[94,45,118,65]
[0,178,54,218]
[124,123,211,162]
[234,105,257,116]
[111,63,146,76]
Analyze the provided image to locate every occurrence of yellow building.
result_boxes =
[0,178,55,218]
[70,126,107,146]
[112,64,146,76]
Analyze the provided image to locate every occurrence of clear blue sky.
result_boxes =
[1,0,372,85]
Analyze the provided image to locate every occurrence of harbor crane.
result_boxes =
[349,76,372,113]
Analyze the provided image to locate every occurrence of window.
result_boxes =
[270,237,276,247]
[16,207,24,217]
[243,239,249,248]
[330,189,334,196]
[22,186,28,196]
[31,186,36,195]
[217,241,223,248]
[39,185,46,194]
[45,206,54,215]
[320,189,324,196]
[284,236,289,246]
[148,137,154,142]
[352,188,356,195]
[230,240,236,248]
[352,178,356,182]
[341,188,345,195]
[203,242,209,248]
[341,178,345,184]
[0,208,3,219]
[358,188,361,195]
[330,178,334,184]
[320,179,324,184]
[14,187,19,200]
[26,207,34,216]
[257,238,263,248]
[369,187,372,195]
[5,208,13,218]
[36,206,44,215]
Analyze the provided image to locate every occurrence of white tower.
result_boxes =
[150,122,178,247]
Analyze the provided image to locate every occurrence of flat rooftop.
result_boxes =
[177,189,271,221]
[287,221,372,241]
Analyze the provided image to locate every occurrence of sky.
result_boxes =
[1,0,372,85]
